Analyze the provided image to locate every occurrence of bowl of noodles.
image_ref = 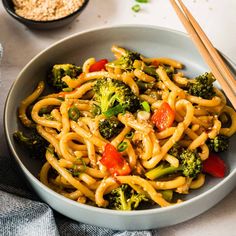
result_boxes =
[4,25,236,230]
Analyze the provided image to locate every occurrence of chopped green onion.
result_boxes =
[103,104,126,118]
[117,141,128,152]
[62,87,73,92]
[125,131,134,139]
[135,0,148,3]
[68,106,80,121]
[141,101,150,112]
[92,104,101,116]
[132,4,141,12]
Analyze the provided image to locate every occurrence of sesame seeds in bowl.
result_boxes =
[13,0,85,21]
[2,0,90,29]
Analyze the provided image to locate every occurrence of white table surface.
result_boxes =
[0,0,236,235]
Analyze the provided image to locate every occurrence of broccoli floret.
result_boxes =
[145,149,202,180]
[105,184,148,210]
[99,117,124,139]
[93,78,140,116]
[13,131,48,159]
[179,149,202,178]
[48,64,82,91]
[107,49,141,71]
[206,135,229,152]
[186,72,216,99]
[168,145,202,178]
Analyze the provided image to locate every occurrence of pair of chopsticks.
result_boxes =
[169,0,236,109]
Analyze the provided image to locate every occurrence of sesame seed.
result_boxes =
[13,0,85,21]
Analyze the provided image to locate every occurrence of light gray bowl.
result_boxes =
[4,25,236,230]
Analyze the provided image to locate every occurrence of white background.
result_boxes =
[0,1,236,235]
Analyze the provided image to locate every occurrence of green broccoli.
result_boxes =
[206,135,229,152]
[107,49,141,71]
[145,149,202,180]
[93,78,140,116]
[48,64,82,91]
[13,131,48,159]
[186,72,216,99]
[145,163,180,180]
[99,116,124,139]
[105,184,148,210]
[179,149,202,178]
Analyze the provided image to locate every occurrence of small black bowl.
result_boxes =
[2,0,89,30]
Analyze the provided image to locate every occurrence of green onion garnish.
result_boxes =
[132,4,141,12]
[103,104,126,118]
[125,131,134,139]
[141,101,150,112]
[68,106,80,121]
[135,0,148,3]
[117,141,128,152]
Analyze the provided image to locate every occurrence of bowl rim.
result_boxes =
[2,0,89,24]
[4,24,236,216]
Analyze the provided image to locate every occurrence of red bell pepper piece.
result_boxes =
[89,59,108,72]
[202,153,226,178]
[100,144,131,176]
[151,102,175,131]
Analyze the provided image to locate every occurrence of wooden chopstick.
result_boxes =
[169,0,236,109]
[177,0,236,89]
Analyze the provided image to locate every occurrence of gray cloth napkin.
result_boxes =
[0,45,159,236]
[0,156,159,236]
